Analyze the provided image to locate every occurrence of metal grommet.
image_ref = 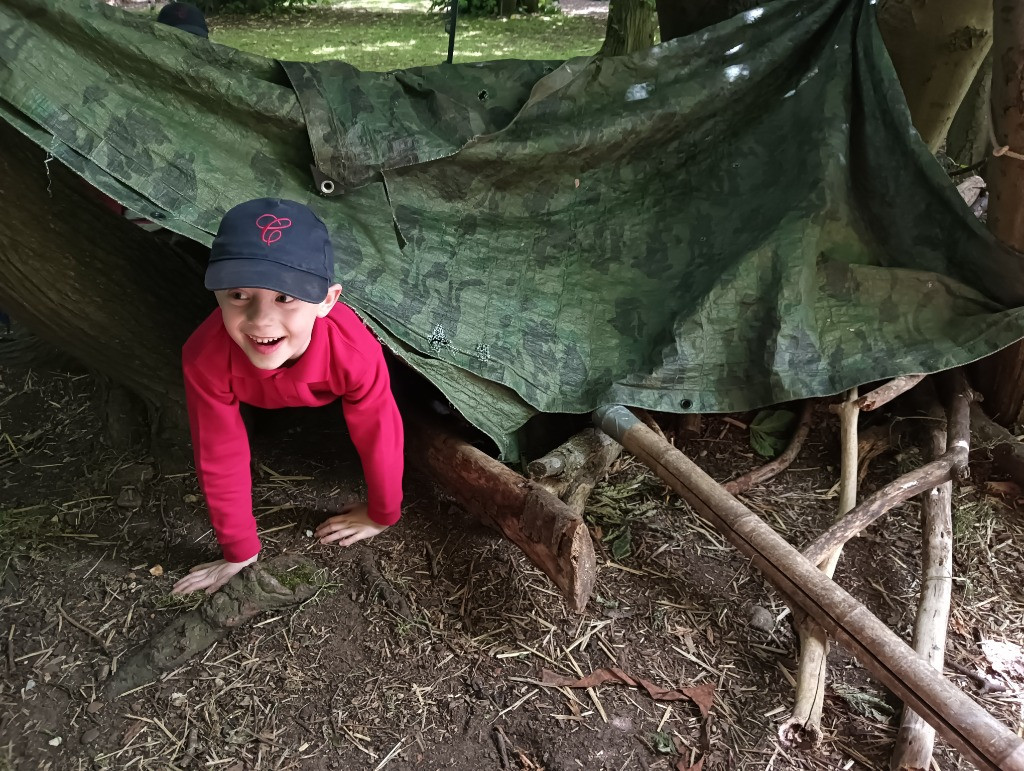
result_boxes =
[319,179,336,195]
[679,398,693,410]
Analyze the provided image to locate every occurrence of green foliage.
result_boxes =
[748,409,796,458]
[196,0,319,15]
[212,6,604,70]
[428,0,558,18]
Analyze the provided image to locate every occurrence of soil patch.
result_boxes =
[1,367,1022,770]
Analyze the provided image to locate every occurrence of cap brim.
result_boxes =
[174,24,208,37]
[205,258,328,304]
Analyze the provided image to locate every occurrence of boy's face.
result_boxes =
[215,284,342,370]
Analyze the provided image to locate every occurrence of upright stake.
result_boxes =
[891,404,954,770]
[593,405,1024,770]
[779,388,859,749]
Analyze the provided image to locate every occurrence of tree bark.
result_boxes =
[653,0,759,42]
[946,52,993,167]
[0,120,210,433]
[407,411,597,611]
[973,0,1024,423]
[601,0,657,57]
[876,0,993,152]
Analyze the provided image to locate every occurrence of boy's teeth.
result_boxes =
[250,335,281,344]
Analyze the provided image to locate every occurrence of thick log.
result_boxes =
[593,405,1024,771]
[892,408,953,770]
[105,555,320,699]
[407,413,596,612]
[780,391,858,750]
[724,400,814,496]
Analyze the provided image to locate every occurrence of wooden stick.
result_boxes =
[802,373,971,566]
[855,374,927,412]
[407,412,596,612]
[724,401,814,495]
[891,406,954,770]
[593,405,1024,771]
[780,390,858,749]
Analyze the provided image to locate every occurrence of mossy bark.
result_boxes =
[876,0,992,152]
[0,120,212,446]
[601,0,657,57]
[972,0,1024,424]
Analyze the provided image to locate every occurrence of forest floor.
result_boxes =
[0,360,1022,770]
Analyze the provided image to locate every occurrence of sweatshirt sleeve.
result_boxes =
[182,352,260,562]
[341,350,404,526]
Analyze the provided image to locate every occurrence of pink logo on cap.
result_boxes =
[256,214,292,245]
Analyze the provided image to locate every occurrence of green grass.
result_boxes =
[209,1,606,71]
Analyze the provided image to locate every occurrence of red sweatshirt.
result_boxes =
[182,303,404,562]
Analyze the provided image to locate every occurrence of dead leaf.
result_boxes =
[676,757,704,771]
[984,480,1022,498]
[540,668,715,716]
[980,639,1024,685]
[148,564,163,577]
[122,720,146,744]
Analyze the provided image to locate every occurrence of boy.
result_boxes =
[173,198,404,595]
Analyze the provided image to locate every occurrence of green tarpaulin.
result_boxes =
[1,0,1023,459]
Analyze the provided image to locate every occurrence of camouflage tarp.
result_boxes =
[1,0,1023,459]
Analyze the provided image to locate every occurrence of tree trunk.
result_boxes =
[0,120,210,432]
[946,52,993,167]
[601,0,657,57]
[876,0,993,153]
[972,0,1024,424]
[653,0,759,42]
[499,0,516,17]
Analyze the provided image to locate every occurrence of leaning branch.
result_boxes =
[802,374,971,566]
[725,401,814,495]
[856,374,927,412]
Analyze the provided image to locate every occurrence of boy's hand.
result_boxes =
[314,503,387,547]
[172,554,258,595]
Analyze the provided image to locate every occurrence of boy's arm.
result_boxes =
[182,358,260,563]
[340,352,404,526]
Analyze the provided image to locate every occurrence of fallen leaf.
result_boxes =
[540,667,715,717]
[122,720,146,745]
[984,480,1022,498]
[980,639,1024,685]
[149,564,163,577]
[47,737,62,747]
[676,758,704,771]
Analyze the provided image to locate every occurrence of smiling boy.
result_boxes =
[173,198,404,595]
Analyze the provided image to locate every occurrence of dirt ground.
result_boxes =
[0,361,1022,771]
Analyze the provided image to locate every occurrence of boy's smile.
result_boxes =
[215,285,342,370]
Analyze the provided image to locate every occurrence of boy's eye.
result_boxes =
[276,294,295,303]
[230,291,248,301]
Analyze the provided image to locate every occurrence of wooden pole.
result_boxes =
[407,412,597,612]
[780,390,858,749]
[593,405,1024,771]
[891,406,954,770]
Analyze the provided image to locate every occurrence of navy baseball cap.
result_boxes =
[207,199,335,304]
[157,3,209,38]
